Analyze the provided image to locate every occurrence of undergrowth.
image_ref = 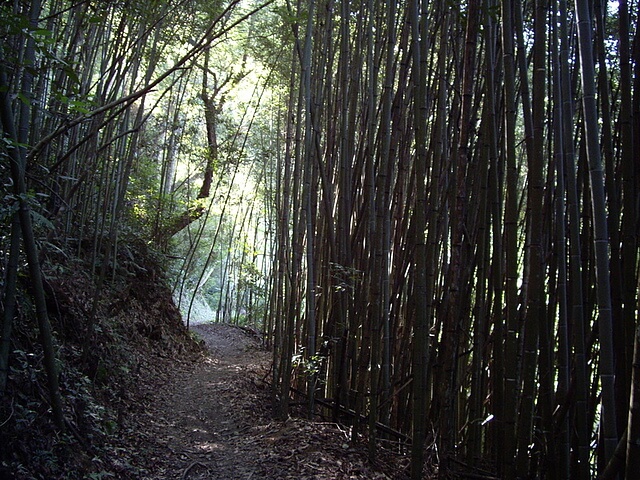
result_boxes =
[0,237,204,479]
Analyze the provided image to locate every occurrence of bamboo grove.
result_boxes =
[268,1,640,478]
[0,0,279,437]
[0,0,639,478]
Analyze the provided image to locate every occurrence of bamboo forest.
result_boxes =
[1,0,639,478]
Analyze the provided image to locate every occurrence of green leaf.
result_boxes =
[2,137,30,149]
[30,211,55,231]
[69,99,91,114]
[16,92,30,106]
[63,65,81,86]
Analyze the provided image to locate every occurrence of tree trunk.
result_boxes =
[0,218,22,395]
[0,46,65,430]
[574,0,619,467]
[626,312,640,478]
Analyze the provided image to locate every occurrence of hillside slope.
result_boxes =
[1,239,204,479]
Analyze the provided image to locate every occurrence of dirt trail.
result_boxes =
[131,323,269,479]
[124,323,401,479]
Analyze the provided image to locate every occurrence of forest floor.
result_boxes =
[117,323,407,480]
[1,242,416,480]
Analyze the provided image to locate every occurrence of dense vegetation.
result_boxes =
[1,0,638,478]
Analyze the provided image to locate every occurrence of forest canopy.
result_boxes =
[1,0,639,478]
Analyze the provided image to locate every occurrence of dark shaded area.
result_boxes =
[0,238,204,479]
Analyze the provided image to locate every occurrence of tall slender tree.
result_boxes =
[575,0,619,466]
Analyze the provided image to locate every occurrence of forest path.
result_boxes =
[136,323,271,479]
[126,323,397,479]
